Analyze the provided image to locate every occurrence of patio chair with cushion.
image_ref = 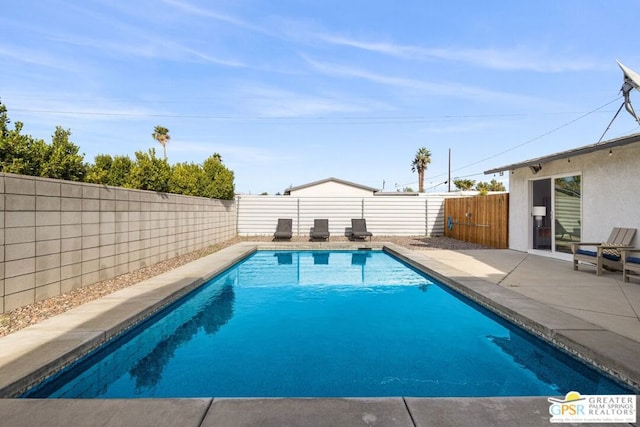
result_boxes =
[273,218,293,241]
[621,249,640,282]
[310,219,330,241]
[571,227,636,275]
[349,218,373,241]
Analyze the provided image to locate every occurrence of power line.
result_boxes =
[447,96,622,173]
[9,108,618,122]
[397,96,623,188]
[8,96,626,189]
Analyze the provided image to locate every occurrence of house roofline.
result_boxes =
[484,132,640,174]
[284,177,380,195]
[373,191,420,196]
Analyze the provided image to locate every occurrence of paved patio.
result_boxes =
[413,249,640,344]
[0,242,638,426]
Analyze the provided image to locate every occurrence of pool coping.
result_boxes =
[0,242,638,398]
[4,396,637,427]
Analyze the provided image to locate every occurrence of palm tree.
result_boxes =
[453,178,476,191]
[411,147,431,193]
[152,125,170,160]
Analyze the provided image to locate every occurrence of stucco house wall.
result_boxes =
[507,142,640,252]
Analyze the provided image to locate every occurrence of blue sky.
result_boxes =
[2,1,640,194]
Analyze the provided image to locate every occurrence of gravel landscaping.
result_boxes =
[0,236,487,338]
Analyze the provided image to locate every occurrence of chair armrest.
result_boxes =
[620,248,640,256]
[571,242,601,253]
[572,242,602,247]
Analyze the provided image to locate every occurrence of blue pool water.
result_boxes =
[24,250,632,398]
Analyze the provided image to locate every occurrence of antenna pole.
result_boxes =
[597,102,625,143]
[623,92,640,126]
[448,148,451,192]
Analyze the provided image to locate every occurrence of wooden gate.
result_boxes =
[444,193,509,248]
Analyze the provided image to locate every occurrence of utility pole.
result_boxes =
[448,148,451,192]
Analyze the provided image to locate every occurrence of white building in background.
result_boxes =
[485,132,640,259]
[284,177,379,197]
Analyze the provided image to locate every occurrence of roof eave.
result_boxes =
[284,177,379,194]
[484,132,640,174]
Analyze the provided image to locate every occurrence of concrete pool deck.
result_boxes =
[0,242,638,426]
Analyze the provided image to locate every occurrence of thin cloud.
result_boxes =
[172,141,293,164]
[428,46,600,72]
[49,28,245,67]
[233,84,389,117]
[182,47,245,67]
[166,141,225,155]
[302,54,535,103]
[162,0,269,35]
[22,1,249,68]
[7,95,162,122]
[421,120,497,134]
[50,35,158,59]
[317,34,419,58]
[0,44,82,72]
[317,34,600,72]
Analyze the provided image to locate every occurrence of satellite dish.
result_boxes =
[597,61,640,142]
[618,61,640,91]
[616,60,640,125]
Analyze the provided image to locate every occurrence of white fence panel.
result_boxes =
[427,195,446,236]
[236,196,299,235]
[236,195,447,236]
[299,198,363,236]
[362,197,427,236]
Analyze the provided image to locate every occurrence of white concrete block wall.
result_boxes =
[3,174,37,312]
[0,173,237,313]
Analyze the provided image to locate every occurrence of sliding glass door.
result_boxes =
[553,175,581,254]
[531,174,581,254]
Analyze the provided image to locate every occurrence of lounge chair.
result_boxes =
[351,252,370,266]
[349,218,373,241]
[555,219,572,240]
[621,249,640,282]
[273,218,293,240]
[310,219,330,241]
[312,252,329,264]
[571,227,636,275]
[274,252,293,264]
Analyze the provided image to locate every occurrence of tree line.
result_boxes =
[0,100,235,200]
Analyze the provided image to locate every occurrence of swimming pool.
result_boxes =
[23,250,632,398]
